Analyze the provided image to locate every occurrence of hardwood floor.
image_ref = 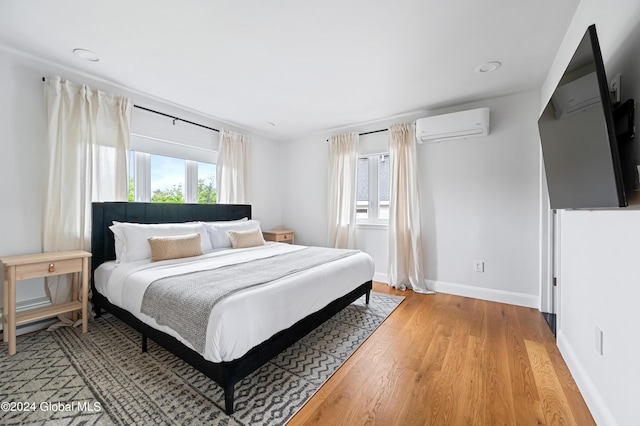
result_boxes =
[288,282,594,425]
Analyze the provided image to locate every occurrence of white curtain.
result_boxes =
[388,123,432,293]
[327,132,359,249]
[43,76,132,322]
[216,129,249,204]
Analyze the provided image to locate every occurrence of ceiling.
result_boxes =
[0,0,581,140]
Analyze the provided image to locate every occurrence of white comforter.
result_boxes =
[95,242,374,362]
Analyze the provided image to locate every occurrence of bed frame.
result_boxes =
[90,202,372,414]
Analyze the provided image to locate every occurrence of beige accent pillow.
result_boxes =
[228,228,265,249]
[148,233,203,262]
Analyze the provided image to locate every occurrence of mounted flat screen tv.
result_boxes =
[538,24,627,209]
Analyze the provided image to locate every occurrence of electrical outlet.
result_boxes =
[610,74,621,104]
[474,261,484,273]
[595,326,604,355]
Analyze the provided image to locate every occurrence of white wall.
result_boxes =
[557,211,640,426]
[422,92,541,307]
[0,49,48,304]
[282,91,542,307]
[0,48,283,310]
[541,1,640,425]
[280,132,329,246]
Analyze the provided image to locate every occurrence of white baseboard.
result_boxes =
[372,272,389,284]
[0,297,57,336]
[556,330,617,426]
[427,279,540,308]
[373,275,538,308]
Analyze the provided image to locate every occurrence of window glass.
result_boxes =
[356,153,389,224]
[356,157,369,219]
[128,150,217,204]
[378,154,390,220]
[150,154,185,203]
[129,151,135,201]
[198,162,217,204]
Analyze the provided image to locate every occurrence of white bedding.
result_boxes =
[95,242,374,362]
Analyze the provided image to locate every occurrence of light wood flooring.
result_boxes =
[289,282,594,425]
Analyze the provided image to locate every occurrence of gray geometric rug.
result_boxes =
[0,292,403,425]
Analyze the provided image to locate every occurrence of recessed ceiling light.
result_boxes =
[73,48,100,62]
[264,122,276,128]
[475,61,501,73]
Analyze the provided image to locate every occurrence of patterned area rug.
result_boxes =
[0,292,403,425]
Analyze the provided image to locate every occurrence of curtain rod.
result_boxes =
[326,128,388,142]
[42,77,219,133]
[133,105,220,133]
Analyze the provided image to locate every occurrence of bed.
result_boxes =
[90,202,374,414]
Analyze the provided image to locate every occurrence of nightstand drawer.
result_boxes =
[263,230,295,244]
[15,257,83,280]
[275,232,294,242]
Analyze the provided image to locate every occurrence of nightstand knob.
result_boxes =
[49,263,55,273]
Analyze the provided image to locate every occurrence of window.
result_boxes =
[129,151,217,204]
[151,154,185,202]
[197,162,217,204]
[356,153,389,224]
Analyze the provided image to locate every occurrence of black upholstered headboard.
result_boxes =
[91,202,252,282]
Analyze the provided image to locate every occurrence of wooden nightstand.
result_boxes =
[1,250,91,355]
[263,230,295,244]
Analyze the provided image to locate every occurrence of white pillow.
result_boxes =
[203,217,248,225]
[205,219,262,249]
[110,221,213,263]
[200,217,248,249]
[112,229,126,263]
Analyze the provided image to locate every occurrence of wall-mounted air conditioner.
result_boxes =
[415,107,490,143]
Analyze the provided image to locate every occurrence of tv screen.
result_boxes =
[538,24,627,209]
